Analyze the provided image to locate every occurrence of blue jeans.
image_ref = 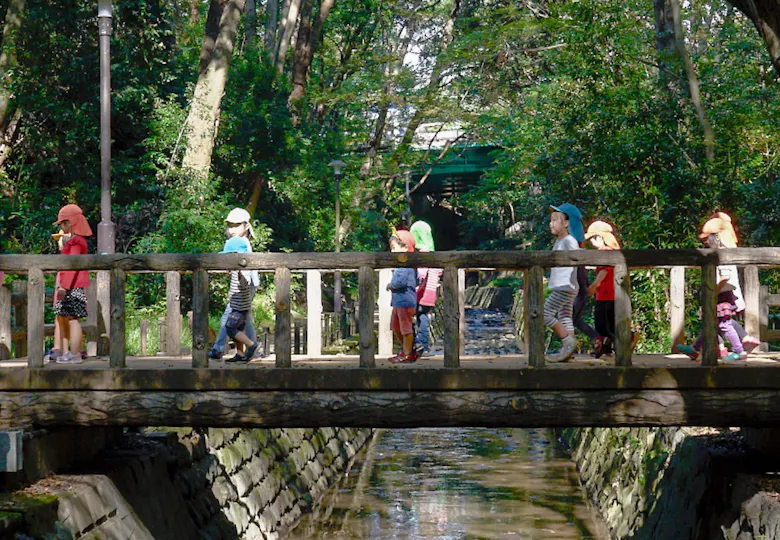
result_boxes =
[415,306,432,351]
[213,305,257,352]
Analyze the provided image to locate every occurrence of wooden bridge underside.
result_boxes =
[2,352,780,429]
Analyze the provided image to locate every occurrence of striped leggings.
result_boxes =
[544,289,576,332]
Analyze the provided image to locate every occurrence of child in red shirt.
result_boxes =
[51,204,92,364]
[585,221,621,358]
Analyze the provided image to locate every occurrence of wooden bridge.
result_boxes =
[0,248,778,429]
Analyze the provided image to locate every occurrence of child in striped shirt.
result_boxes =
[220,236,259,363]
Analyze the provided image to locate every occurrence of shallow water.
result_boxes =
[293,428,606,540]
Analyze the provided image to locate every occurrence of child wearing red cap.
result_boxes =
[51,204,93,364]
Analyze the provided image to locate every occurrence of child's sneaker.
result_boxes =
[722,351,748,362]
[742,336,760,353]
[547,335,576,363]
[591,337,605,359]
[244,341,260,360]
[56,351,82,364]
[400,350,419,363]
[208,348,223,360]
[388,352,405,363]
[677,344,699,360]
[45,349,62,363]
[225,353,249,363]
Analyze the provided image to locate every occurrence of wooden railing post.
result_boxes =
[157,317,166,355]
[760,285,769,352]
[306,270,322,357]
[670,266,685,352]
[743,265,762,351]
[109,268,126,368]
[700,263,718,366]
[358,265,375,367]
[26,268,45,368]
[275,267,291,367]
[166,271,181,356]
[0,285,10,360]
[191,268,209,368]
[443,266,460,368]
[12,280,26,358]
[85,279,98,358]
[458,269,466,356]
[96,270,110,355]
[294,319,301,355]
[527,266,545,368]
[613,263,633,367]
[377,269,393,357]
[139,318,148,356]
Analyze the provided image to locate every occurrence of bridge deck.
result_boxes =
[0,352,779,429]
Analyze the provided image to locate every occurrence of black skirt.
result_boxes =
[54,288,88,319]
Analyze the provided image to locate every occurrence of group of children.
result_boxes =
[543,203,759,363]
[43,201,759,365]
[387,221,443,363]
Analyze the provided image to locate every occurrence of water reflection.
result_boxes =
[293,428,605,539]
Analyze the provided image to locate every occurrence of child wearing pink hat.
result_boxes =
[50,204,93,364]
[585,221,621,358]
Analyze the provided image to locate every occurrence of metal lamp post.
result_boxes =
[328,160,346,315]
[97,0,115,255]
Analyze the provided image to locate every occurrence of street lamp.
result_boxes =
[328,160,346,315]
[97,0,114,255]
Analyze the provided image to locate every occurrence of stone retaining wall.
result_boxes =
[562,427,780,540]
[4,427,373,539]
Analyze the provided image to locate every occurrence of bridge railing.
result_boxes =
[0,248,778,369]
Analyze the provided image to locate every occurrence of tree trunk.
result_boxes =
[653,0,676,90]
[264,0,279,57]
[288,0,336,110]
[670,0,715,163]
[728,0,780,75]
[180,0,247,188]
[389,0,460,170]
[245,0,257,53]
[275,0,301,72]
[0,0,25,133]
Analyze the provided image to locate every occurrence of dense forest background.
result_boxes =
[0,0,777,350]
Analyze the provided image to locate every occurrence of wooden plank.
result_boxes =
[275,267,292,368]
[7,388,780,428]
[377,269,393,357]
[0,248,777,273]
[527,266,545,368]
[96,270,110,356]
[85,279,98,358]
[458,269,466,356]
[166,272,182,356]
[0,286,10,360]
[767,293,780,306]
[191,269,209,368]
[306,270,322,357]
[767,330,780,342]
[9,365,780,392]
[443,266,460,368]
[139,319,148,356]
[109,268,126,368]
[294,319,301,355]
[12,280,26,358]
[743,265,761,347]
[522,271,530,352]
[613,263,633,367]
[358,265,375,368]
[700,263,719,366]
[158,317,166,355]
[26,268,45,368]
[669,267,685,352]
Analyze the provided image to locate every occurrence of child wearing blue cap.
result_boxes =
[218,235,260,363]
[545,203,584,362]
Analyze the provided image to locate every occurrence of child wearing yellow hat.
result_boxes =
[584,221,621,358]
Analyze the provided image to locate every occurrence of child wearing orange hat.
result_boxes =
[585,221,621,358]
[387,229,419,363]
[51,204,93,364]
[678,212,758,362]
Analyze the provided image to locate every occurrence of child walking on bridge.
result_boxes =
[387,229,419,364]
[410,221,442,357]
[585,220,621,358]
[545,203,584,363]
[219,235,260,363]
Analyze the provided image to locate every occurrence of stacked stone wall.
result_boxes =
[562,427,780,540]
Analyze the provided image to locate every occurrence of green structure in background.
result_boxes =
[410,145,500,197]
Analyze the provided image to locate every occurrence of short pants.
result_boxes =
[391,307,416,336]
[225,310,249,338]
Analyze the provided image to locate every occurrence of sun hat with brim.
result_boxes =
[395,230,416,253]
[585,220,620,249]
[550,203,585,242]
[219,236,251,254]
[225,208,256,241]
[410,221,435,252]
[53,204,93,237]
[698,217,737,248]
